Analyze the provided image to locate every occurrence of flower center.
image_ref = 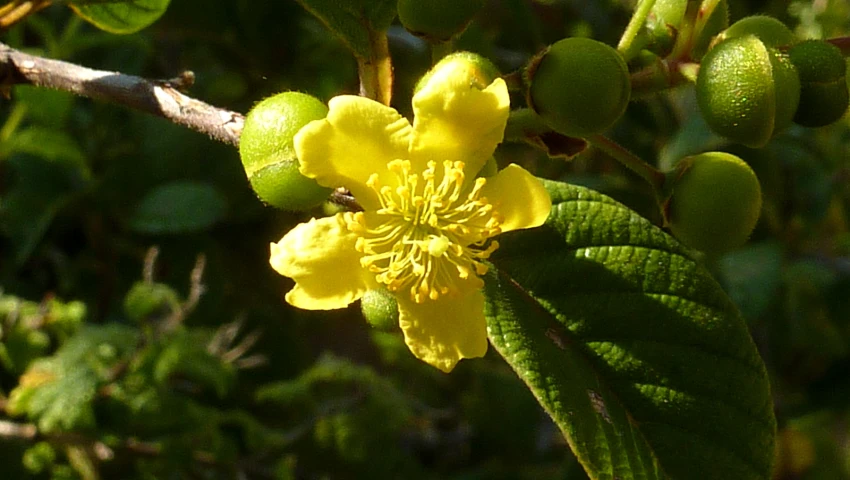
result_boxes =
[345,159,502,303]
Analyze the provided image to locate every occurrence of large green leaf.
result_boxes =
[294,0,396,59]
[69,0,170,34]
[484,180,775,479]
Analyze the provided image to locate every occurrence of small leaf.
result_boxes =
[69,0,170,34]
[484,180,776,479]
[294,0,396,59]
[129,181,227,234]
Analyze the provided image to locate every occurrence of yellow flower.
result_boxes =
[269,61,552,372]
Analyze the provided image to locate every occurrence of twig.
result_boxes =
[0,42,244,146]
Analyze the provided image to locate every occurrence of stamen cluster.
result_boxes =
[346,159,502,303]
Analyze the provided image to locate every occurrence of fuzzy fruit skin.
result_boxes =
[665,152,762,254]
[240,92,332,211]
[527,38,631,138]
[696,35,800,148]
[397,0,484,42]
[789,40,849,127]
[718,15,796,48]
[360,289,399,331]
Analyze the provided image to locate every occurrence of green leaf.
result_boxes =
[484,180,776,480]
[69,0,171,34]
[3,127,90,178]
[7,325,139,432]
[129,181,227,234]
[294,0,396,58]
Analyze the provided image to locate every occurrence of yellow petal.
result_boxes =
[410,63,509,177]
[481,164,552,232]
[295,96,412,210]
[397,287,488,372]
[270,214,375,310]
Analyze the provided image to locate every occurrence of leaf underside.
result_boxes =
[70,0,171,34]
[484,180,775,480]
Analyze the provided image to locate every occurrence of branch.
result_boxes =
[0,42,244,146]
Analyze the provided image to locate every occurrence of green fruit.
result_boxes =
[665,152,762,253]
[360,289,399,331]
[696,35,800,148]
[717,15,796,48]
[789,40,849,127]
[240,92,332,211]
[398,0,484,42]
[527,38,631,138]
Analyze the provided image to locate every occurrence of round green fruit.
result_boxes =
[360,289,399,331]
[398,0,484,42]
[665,152,762,253]
[789,40,849,127]
[717,15,796,48]
[696,35,800,148]
[239,92,332,211]
[527,37,631,138]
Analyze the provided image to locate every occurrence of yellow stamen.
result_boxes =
[345,160,502,303]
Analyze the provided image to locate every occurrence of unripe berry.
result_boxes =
[789,40,849,127]
[696,35,800,148]
[527,38,631,138]
[398,0,484,42]
[664,152,762,254]
[717,15,796,48]
[360,289,399,331]
[239,92,332,211]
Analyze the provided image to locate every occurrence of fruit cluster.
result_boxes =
[238,3,849,257]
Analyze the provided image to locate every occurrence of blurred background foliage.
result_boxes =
[1,0,850,478]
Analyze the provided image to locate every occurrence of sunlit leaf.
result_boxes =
[485,180,776,480]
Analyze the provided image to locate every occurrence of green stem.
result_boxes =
[629,59,697,97]
[431,40,453,64]
[358,29,393,105]
[617,0,656,61]
[504,108,550,141]
[693,0,722,38]
[587,134,666,192]
[0,103,27,149]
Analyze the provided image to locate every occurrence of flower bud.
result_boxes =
[663,152,762,254]
[526,37,631,138]
[696,35,800,148]
[360,288,399,331]
[789,40,849,127]
[124,281,180,322]
[240,92,332,211]
[414,51,500,96]
[398,0,484,42]
[650,0,687,29]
